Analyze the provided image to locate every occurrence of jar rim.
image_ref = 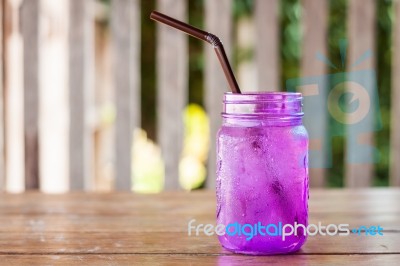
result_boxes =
[225,91,301,95]
[223,91,303,119]
[224,92,302,103]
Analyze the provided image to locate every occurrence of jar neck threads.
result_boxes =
[222,92,304,126]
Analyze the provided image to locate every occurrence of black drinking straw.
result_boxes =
[150,11,242,94]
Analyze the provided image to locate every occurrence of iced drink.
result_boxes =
[216,92,309,255]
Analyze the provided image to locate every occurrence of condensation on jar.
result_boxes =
[216,92,309,255]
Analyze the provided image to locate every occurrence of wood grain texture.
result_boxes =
[21,0,40,189]
[346,0,376,187]
[205,0,232,189]
[68,0,94,190]
[300,0,328,188]
[156,0,187,190]
[0,254,399,266]
[391,0,400,186]
[0,189,399,215]
[255,0,279,91]
[0,231,398,254]
[111,0,140,190]
[0,189,398,266]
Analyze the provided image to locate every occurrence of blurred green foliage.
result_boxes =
[137,0,393,187]
[280,0,301,88]
[141,0,157,141]
[327,0,347,187]
[188,0,205,106]
[375,0,393,186]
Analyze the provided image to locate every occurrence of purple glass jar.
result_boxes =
[216,92,309,255]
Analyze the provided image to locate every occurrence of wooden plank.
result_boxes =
[0,209,399,232]
[0,231,398,254]
[93,2,114,192]
[300,0,328,187]
[0,187,400,261]
[0,189,397,256]
[156,0,187,190]
[69,0,94,190]
[20,0,40,189]
[0,0,4,190]
[4,0,24,192]
[111,0,140,190]
[390,1,400,186]
[346,0,376,187]
[0,189,399,213]
[1,254,399,266]
[0,189,399,232]
[0,190,398,263]
[205,0,232,189]
[255,0,279,91]
[39,0,70,192]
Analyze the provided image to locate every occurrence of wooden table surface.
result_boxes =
[0,189,399,265]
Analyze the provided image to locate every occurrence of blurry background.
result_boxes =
[0,0,399,193]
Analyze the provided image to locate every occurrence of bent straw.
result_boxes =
[150,11,241,94]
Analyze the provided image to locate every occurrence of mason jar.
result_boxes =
[216,92,309,255]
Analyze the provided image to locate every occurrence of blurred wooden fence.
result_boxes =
[0,0,399,191]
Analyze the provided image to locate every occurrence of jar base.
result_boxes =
[221,241,305,256]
